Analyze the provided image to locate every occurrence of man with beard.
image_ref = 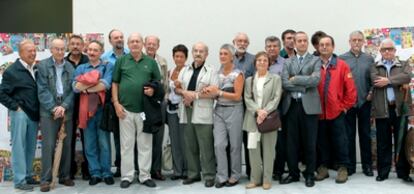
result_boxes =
[280,29,296,59]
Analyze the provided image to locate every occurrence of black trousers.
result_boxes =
[375,105,411,178]
[345,102,372,172]
[286,99,318,178]
[317,113,350,168]
[70,95,89,178]
[273,116,287,176]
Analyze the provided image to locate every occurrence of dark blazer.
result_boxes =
[281,53,322,115]
[0,59,40,121]
[143,80,165,133]
[37,57,75,118]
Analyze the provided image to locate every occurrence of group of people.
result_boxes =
[0,29,412,192]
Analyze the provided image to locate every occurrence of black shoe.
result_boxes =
[151,171,166,181]
[376,176,388,181]
[171,175,182,180]
[362,167,374,177]
[26,178,40,185]
[305,177,315,187]
[280,175,299,184]
[82,173,90,180]
[104,177,115,185]
[225,180,238,187]
[114,168,121,178]
[205,179,215,187]
[215,181,226,188]
[399,176,413,183]
[59,179,75,186]
[348,169,355,176]
[183,177,201,185]
[89,177,102,185]
[15,183,34,191]
[120,180,131,188]
[142,179,156,188]
[272,174,282,181]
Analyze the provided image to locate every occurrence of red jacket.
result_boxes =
[318,55,357,120]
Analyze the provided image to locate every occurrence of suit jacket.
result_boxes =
[242,73,282,132]
[37,57,75,118]
[281,53,322,115]
[0,59,40,121]
[143,80,165,133]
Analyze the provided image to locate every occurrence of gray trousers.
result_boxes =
[167,112,187,176]
[249,130,277,184]
[213,104,243,183]
[40,116,73,183]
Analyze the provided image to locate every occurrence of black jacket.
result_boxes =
[0,59,40,121]
[143,80,164,134]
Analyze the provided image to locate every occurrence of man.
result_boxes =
[371,38,413,182]
[311,31,327,56]
[65,35,90,180]
[102,29,129,178]
[315,35,356,184]
[339,31,375,177]
[266,36,285,75]
[112,33,160,188]
[175,42,217,187]
[232,32,255,178]
[144,35,168,181]
[0,40,40,191]
[37,39,75,192]
[279,32,322,187]
[280,29,296,59]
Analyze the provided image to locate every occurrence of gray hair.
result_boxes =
[192,42,209,53]
[265,36,281,47]
[50,38,65,49]
[380,38,396,49]
[349,30,364,39]
[18,39,34,53]
[233,32,249,42]
[220,43,236,56]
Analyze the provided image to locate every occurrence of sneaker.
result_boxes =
[15,183,34,191]
[120,180,131,189]
[315,165,329,181]
[336,166,348,183]
[142,179,156,188]
[104,177,115,185]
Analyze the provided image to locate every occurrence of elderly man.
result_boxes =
[280,29,296,59]
[280,32,322,187]
[233,32,255,78]
[101,29,129,178]
[371,39,413,182]
[175,42,218,187]
[339,31,375,177]
[65,34,90,180]
[266,36,285,75]
[37,38,75,192]
[144,35,168,181]
[316,35,356,184]
[0,40,40,191]
[112,33,161,188]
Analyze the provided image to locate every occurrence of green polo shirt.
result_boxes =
[112,53,161,113]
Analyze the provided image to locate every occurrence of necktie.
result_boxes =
[299,56,303,64]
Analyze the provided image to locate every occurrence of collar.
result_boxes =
[52,57,65,67]
[296,52,308,60]
[349,50,362,58]
[191,61,205,70]
[19,59,35,70]
[127,53,145,62]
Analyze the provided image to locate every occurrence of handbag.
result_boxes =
[250,75,281,133]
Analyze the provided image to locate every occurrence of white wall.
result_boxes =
[74,0,414,68]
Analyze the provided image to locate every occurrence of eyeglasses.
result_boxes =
[380,47,395,52]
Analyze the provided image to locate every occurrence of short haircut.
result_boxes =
[145,35,160,44]
[108,29,121,40]
[220,43,236,56]
[254,51,271,67]
[265,36,281,47]
[88,40,104,51]
[379,38,396,49]
[349,30,365,39]
[172,44,189,58]
[69,34,84,43]
[49,38,65,49]
[192,42,208,53]
[281,29,296,41]
[18,39,34,53]
[319,35,335,46]
[311,31,327,46]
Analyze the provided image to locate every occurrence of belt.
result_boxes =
[388,100,396,106]
[217,104,236,107]
[291,97,302,102]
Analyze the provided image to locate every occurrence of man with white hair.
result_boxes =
[233,32,255,78]
[370,38,413,182]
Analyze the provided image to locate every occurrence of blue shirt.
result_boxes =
[383,60,395,102]
[101,48,129,65]
[268,55,285,75]
[234,52,255,78]
[72,61,114,93]
[52,58,65,96]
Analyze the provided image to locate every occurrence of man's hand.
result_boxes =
[202,85,219,96]
[53,106,65,120]
[374,76,390,87]
[114,102,126,120]
[182,90,196,106]
[144,86,154,97]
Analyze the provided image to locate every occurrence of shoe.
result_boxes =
[262,182,271,190]
[215,181,226,188]
[114,167,121,178]
[362,167,374,177]
[399,176,413,183]
[171,175,182,180]
[82,173,90,180]
[15,183,34,191]
[305,177,315,187]
[335,166,348,184]
[245,182,259,189]
[120,180,131,188]
[40,183,50,192]
[26,178,40,185]
[376,176,388,181]
[89,177,102,186]
[315,166,329,181]
[280,175,299,184]
[225,178,238,187]
[142,179,156,188]
[151,171,166,181]
[183,177,201,185]
[348,169,355,176]
[272,174,282,181]
[205,179,215,187]
[59,179,75,186]
[104,177,115,185]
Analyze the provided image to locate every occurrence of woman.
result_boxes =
[72,40,114,186]
[206,44,244,188]
[167,44,188,180]
[243,51,282,190]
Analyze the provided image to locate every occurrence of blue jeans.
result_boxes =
[83,108,113,178]
[9,110,38,186]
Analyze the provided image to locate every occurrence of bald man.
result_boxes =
[37,38,75,192]
[112,33,161,188]
[0,40,40,191]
